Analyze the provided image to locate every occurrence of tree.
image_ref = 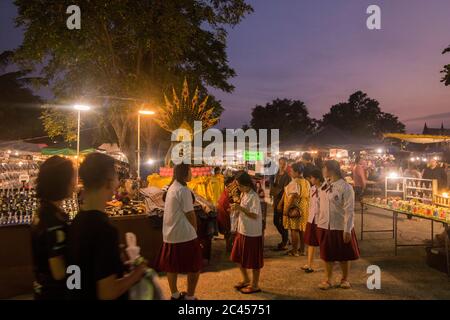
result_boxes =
[0,51,44,141]
[441,45,450,86]
[320,91,405,138]
[12,0,253,171]
[250,99,317,140]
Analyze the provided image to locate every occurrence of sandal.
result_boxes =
[240,286,262,294]
[339,280,352,289]
[304,268,314,273]
[301,265,310,271]
[287,250,300,257]
[234,282,250,290]
[318,280,333,290]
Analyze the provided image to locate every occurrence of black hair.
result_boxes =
[236,171,256,192]
[279,157,288,162]
[291,162,304,175]
[304,168,324,183]
[324,160,344,179]
[173,163,191,186]
[355,155,361,164]
[36,156,74,202]
[225,176,235,185]
[214,167,221,175]
[79,153,116,190]
[302,152,313,162]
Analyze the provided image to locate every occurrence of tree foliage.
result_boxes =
[321,91,405,138]
[40,107,77,142]
[442,45,450,86]
[250,99,317,140]
[12,0,253,168]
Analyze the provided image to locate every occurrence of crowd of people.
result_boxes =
[265,154,360,290]
[29,149,448,300]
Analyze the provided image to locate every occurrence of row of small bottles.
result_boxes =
[0,188,37,226]
[407,190,433,200]
[0,188,79,226]
[406,180,432,189]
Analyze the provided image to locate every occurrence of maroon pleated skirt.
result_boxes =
[318,228,360,262]
[230,233,264,269]
[155,238,203,273]
[304,221,320,247]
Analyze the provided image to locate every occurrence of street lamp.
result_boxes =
[137,109,156,181]
[74,104,91,183]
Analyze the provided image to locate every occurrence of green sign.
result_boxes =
[243,151,264,161]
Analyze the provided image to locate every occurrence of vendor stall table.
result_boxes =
[361,201,450,276]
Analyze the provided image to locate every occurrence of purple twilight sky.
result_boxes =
[1,0,450,133]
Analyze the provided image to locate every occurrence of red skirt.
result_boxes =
[230,233,264,269]
[217,191,231,234]
[304,221,320,247]
[318,228,360,262]
[155,238,203,273]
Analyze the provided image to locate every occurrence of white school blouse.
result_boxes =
[308,185,320,224]
[317,179,355,233]
[237,190,263,237]
[163,180,197,244]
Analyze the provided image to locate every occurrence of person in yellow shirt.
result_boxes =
[207,167,224,205]
[278,163,310,257]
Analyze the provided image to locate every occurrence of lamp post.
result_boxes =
[137,110,155,181]
[74,104,91,183]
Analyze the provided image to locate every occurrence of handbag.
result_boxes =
[287,206,301,219]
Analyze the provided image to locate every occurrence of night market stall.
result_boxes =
[0,166,219,299]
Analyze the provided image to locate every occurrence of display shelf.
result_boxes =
[406,196,433,201]
[434,194,450,208]
[385,177,438,204]
[406,187,433,191]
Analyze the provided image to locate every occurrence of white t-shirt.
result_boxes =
[237,190,263,237]
[162,180,197,244]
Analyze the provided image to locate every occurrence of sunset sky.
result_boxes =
[1,0,450,132]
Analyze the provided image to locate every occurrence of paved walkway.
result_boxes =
[159,204,450,300]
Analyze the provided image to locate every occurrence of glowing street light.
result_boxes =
[74,104,91,111]
[74,104,91,183]
[138,110,155,116]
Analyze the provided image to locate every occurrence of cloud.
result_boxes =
[405,112,450,122]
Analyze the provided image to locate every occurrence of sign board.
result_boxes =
[243,151,264,161]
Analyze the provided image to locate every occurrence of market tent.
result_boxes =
[0,140,46,153]
[41,147,96,156]
[384,133,450,144]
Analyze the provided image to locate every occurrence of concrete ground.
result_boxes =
[11,203,450,300]
[159,203,450,300]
